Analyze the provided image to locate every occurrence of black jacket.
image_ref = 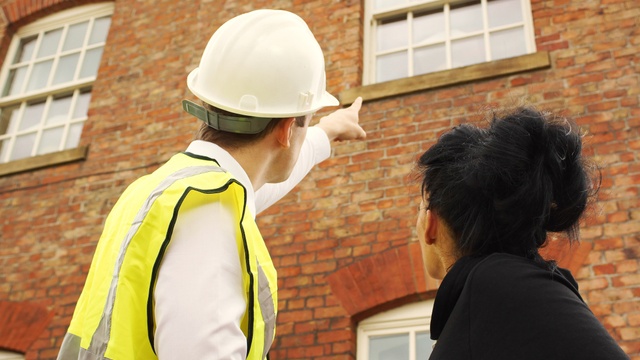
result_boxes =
[430,253,629,360]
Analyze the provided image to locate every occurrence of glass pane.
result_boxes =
[414,44,447,75]
[53,53,81,85]
[377,17,408,52]
[450,1,483,37]
[416,331,434,359]
[63,21,89,51]
[11,132,36,161]
[65,122,83,148]
[89,16,112,45]
[79,47,104,78]
[451,35,485,67]
[46,94,73,126]
[38,126,63,155]
[377,51,408,82]
[73,90,92,119]
[3,66,28,96]
[37,28,63,58]
[488,0,523,28]
[369,333,409,360]
[26,60,53,92]
[20,101,46,131]
[375,0,406,10]
[491,27,527,60]
[13,36,37,64]
[413,10,445,44]
[0,139,9,163]
[0,105,20,135]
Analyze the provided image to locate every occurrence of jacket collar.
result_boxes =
[185,140,257,219]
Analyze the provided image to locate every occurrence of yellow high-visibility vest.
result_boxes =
[57,152,277,360]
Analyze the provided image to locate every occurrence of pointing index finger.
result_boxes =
[350,96,363,112]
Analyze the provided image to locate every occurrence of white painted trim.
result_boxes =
[363,0,536,85]
[0,350,24,360]
[0,2,113,164]
[357,299,435,360]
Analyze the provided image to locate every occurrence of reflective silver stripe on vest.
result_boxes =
[87,166,224,357]
[257,264,276,359]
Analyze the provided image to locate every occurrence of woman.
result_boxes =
[416,107,628,359]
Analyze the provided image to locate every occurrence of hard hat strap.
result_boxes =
[182,100,273,134]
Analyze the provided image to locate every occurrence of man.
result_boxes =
[57,9,365,360]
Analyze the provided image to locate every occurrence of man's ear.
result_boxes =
[275,117,296,148]
[425,209,438,245]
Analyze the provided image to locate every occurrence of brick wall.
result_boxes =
[0,0,638,359]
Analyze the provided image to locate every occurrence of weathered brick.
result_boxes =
[1,0,639,359]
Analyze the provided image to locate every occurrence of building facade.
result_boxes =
[0,0,638,359]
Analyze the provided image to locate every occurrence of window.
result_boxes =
[357,300,436,360]
[364,0,535,84]
[0,350,24,360]
[0,3,113,164]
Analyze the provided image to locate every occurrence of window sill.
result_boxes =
[0,146,88,176]
[339,51,550,104]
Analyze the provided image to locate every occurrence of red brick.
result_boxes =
[2,0,640,359]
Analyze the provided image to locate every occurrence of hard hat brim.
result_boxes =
[187,67,340,118]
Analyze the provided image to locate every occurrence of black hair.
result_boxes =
[417,106,598,267]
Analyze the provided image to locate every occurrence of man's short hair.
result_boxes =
[195,103,307,149]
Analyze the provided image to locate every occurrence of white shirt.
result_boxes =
[154,127,331,359]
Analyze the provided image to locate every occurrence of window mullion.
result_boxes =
[59,89,80,151]
[74,17,95,81]
[409,329,416,360]
[444,4,452,69]
[3,103,25,161]
[31,95,53,156]
[19,33,43,95]
[408,12,414,77]
[481,0,491,62]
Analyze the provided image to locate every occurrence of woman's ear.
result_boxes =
[275,118,295,148]
[425,209,438,245]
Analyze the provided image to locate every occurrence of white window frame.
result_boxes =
[0,350,24,360]
[357,299,435,360]
[0,2,114,164]
[363,0,536,85]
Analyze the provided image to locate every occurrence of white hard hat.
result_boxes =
[186,9,339,119]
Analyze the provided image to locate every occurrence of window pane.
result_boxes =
[13,36,37,64]
[63,21,89,51]
[65,122,83,148]
[370,333,409,360]
[89,16,112,45]
[450,1,483,37]
[0,105,20,135]
[38,126,63,154]
[490,26,527,60]
[73,89,92,119]
[414,44,446,75]
[377,51,408,82]
[451,35,485,67]
[0,139,9,162]
[53,53,81,85]
[20,101,46,131]
[46,94,73,126]
[416,331,434,359]
[375,0,407,10]
[413,10,445,45]
[488,0,523,28]
[11,132,36,161]
[26,60,53,92]
[3,66,28,96]
[79,46,104,78]
[37,29,63,58]
[377,17,408,52]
